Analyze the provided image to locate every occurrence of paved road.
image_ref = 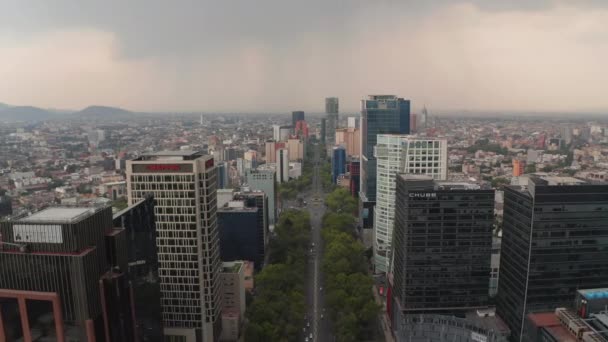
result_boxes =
[302,143,332,342]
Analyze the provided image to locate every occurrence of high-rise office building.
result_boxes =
[276,148,290,184]
[219,261,246,342]
[113,194,162,341]
[512,159,525,177]
[360,95,410,229]
[496,176,608,341]
[335,127,360,157]
[325,97,339,114]
[223,147,243,162]
[410,113,417,133]
[246,169,277,225]
[347,116,359,129]
[217,161,229,189]
[348,161,360,198]
[320,118,327,144]
[244,150,258,171]
[218,202,257,256]
[373,135,448,272]
[421,106,429,129]
[325,97,339,146]
[218,201,263,269]
[331,146,346,184]
[292,111,305,129]
[561,125,573,145]
[234,188,269,263]
[391,175,494,317]
[294,120,309,139]
[272,125,291,142]
[287,138,304,161]
[127,151,221,342]
[0,206,137,342]
[264,140,285,163]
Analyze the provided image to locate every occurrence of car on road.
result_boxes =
[309,333,313,339]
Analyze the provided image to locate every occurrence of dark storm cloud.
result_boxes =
[2,0,604,59]
[1,0,608,112]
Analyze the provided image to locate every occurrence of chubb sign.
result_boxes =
[409,192,437,199]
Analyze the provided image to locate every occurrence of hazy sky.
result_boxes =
[1,0,608,113]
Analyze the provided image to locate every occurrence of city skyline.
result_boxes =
[2,1,608,113]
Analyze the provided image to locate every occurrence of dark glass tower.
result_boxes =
[320,118,327,144]
[331,146,346,184]
[360,95,410,228]
[391,174,494,315]
[113,194,162,341]
[292,111,305,129]
[496,177,608,341]
[0,206,137,342]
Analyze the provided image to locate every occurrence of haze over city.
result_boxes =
[2,0,608,113]
[2,2,608,342]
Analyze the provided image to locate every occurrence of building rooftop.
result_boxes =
[538,176,587,186]
[366,95,397,100]
[399,174,434,181]
[19,207,96,223]
[578,288,608,300]
[222,261,243,273]
[135,150,204,161]
[218,205,257,213]
[527,312,561,328]
[143,150,201,157]
[465,310,510,335]
[435,181,482,190]
[544,325,577,342]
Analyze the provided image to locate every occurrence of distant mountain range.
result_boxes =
[0,103,136,121]
[74,105,134,119]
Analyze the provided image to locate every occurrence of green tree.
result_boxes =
[525,164,536,174]
[491,177,509,189]
[325,188,357,213]
[245,209,310,340]
[321,189,380,341]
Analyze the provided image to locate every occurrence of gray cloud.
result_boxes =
[0,1,607,113]
[3,0,602,58]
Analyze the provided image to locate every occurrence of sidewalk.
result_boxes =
[372,285,395,342]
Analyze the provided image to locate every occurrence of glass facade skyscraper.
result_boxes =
[292,111,305,129]
[496,176,608,342]
[360,95,410,228]
[331,146,346,184]
[391,175,494,315]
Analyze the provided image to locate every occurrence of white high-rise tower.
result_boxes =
[373,135,447,273]
[127,151,222,342]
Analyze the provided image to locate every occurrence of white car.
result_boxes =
[309,333,313,339]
